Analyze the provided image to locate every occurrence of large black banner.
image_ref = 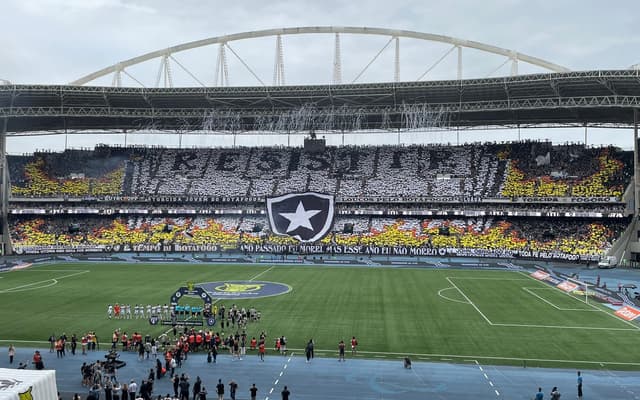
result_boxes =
[14,243,602,262]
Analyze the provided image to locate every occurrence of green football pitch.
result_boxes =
[1,262,639,370]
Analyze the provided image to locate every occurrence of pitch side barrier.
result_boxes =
[530,267,627,307]
[10,243,602,263]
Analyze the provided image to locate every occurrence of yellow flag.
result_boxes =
[18,386,33,400]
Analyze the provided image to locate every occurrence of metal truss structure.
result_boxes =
[1,70,640,134]
[68,26,570,88]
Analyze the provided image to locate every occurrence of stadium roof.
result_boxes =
[1,70,640,134]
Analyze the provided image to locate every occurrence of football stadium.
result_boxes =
[1,24,640,400]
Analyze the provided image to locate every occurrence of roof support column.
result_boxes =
[332,33,342,84]
[394,37,400,82]
[0,95,12,255]
[457,46,462,80]
[635,108,639,216]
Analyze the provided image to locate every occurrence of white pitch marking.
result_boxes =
[518,270,640,331]
[437,287,471,304]
[490,322,636,331]
[446,277,494,325]
[250,266,275,281]
[522,287,599,311]
[0,279,58,293]
[18,269,85,272]
[449,277,530,280]
[0,270,89,293]
[447,274,637,331]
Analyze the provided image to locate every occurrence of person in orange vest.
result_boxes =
[86,333,93,352]
[250,337,257,351]
[195,332,203,351]
[112,331,119,350]
[121,332,128,351]
[32,350,44,370]
[258,341,265,362]
[55,339,64,358]
[182,341,190,360]
[351,336,358,355]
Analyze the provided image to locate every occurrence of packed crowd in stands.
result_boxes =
[9,214,628,257]
[7,141,632,259]
[8,141,632,200]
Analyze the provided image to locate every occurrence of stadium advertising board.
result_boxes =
[9,207,626,219]
[614,305,640,321]
[513,196,619,203]
[557,281,579,292]
[530,270,550,280]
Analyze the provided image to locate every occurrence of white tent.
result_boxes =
[0,368,58,400]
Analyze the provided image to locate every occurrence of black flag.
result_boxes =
[266,192,335,243]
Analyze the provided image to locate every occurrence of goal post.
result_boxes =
[566,277,593,304]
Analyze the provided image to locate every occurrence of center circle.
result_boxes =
[198,280,291,299]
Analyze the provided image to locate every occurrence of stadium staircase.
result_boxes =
[606,183,636,265]
[246,180,254,196]
[490,160,507,197]
[610,215,638,266]
[122,161,134,194]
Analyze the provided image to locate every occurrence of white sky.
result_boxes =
[2,0,640,153]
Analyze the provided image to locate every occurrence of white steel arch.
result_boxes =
[69,26,570,86]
